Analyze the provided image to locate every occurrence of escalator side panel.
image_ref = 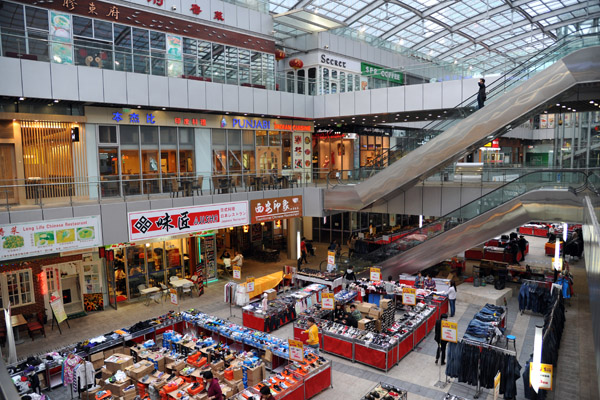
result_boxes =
[324,46,600,211]
[381,188,584,276]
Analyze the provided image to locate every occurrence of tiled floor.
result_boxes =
[11,235,599,400]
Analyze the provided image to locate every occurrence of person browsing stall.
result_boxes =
[203,371,223,400]
[259,386,275,400]
[303,317,320,353]
[333,303,347,323]
[414,272,424,289]
[383,275,396,300]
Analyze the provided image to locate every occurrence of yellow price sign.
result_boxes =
[370,267,381,282]
[321,292,334,310]
[233,266,241,280]
[246,277,255,292]
[529,363,553,390]
[441,320,458,343]
[402,287,416,305]
[288,339,304,362]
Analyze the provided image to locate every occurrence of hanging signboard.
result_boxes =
[170,289,178,305]
[402,287,417,305]
[250,196,303,224]
[441,320,458,343]
[370,267,381,282]
[321,293,335,310]
[288,339,304,362]
[246,277,255,292]
[128,201,249,241]
[529,363,553,390]
[0,216,103,261]
[233,266,241,280]
[49,291,68,323]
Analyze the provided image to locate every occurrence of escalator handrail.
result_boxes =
[363,33,600,171]
[357,169,590,262]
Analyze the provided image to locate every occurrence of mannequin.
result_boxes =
[261,293,268,311]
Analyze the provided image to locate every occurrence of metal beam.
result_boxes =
[380,0,457,40]
[345,0,384,25]
[291,0,315,10]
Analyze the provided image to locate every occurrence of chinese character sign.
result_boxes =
[321,293,334,310]
[128,201,248,241]
[402,287,417,306]
[0,216,103,261]
[250,196,303,224]
[370,267,381,282]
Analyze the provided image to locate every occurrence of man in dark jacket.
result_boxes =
[435,313,448,365]
[518,235,528,261]
[477,78,486,109]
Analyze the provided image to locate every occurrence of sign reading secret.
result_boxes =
[250,196,303,224]
[128,201,248,241]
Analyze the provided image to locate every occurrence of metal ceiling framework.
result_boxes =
[270,0,600,73]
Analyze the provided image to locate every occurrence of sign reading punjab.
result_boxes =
[250,196,303,224]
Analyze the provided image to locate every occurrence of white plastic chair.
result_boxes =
[160,283,170,302]
[182,283,193,299]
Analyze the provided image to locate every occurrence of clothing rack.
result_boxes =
[521,279,551,289]
[456,339,517,399]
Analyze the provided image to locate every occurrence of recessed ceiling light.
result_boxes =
[573,109,576,112]
[595,103,599,106]
[437,115,441,117]
[54,99,59,103]
[562,105,566,108]
[556,103,560,106]
[416,116,419,119]
[428,114,432,116]
[162,107,166,110]
[590,101,594,104]
[404,119,407,121]
[19,97,25,101]
[137,105,141,108]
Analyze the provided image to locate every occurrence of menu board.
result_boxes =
[50,291,68,323]
[292,133,312,184]
[0,216,103,261]
[82,261,102,294]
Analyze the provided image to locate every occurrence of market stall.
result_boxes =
[294,269,344,292]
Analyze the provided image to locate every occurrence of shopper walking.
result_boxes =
[477,78,486,109]
[384,275,396,300]
[303,317,320,354]
[343,266,357,288]
[300,237,308,265]
[518,235,528,261]
[347,235,356,257]
[446,282,457,317]
[203,371,223,400]
[434,313,448,365]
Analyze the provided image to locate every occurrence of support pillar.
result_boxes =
[287,217,300,261]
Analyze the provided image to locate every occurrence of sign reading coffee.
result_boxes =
[250,196,303,224]
[361,62,404,85]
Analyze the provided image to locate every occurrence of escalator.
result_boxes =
[351,170,592,276]
[324,43,600,211]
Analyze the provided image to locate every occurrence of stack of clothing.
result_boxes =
[463,303,505,344]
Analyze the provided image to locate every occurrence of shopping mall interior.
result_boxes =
[0,0,599,399]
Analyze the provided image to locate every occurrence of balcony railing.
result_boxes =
[0,170,332,212]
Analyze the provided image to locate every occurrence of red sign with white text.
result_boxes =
[128,201,248,241]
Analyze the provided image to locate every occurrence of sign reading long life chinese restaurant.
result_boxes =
[128,201,249,241]
[0,216,103,261]
[250,196,303,224]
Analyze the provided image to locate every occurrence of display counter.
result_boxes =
[294,270,343,292]
[519,225,549,237]
[360,382,408,400]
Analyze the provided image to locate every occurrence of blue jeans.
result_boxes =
[449,299,456,317]
[306,343,319,354]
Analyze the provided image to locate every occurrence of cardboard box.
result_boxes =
[356,302,373,314]
[90,352,104,362]
[105,353,134,374]
[263,350,273,363]
[211,360,224,372]
[106,378,131,396]
[264,289,277,301]
[232,367,243,381]
[81,385,102,400]
[101,368,112,380]
[375,320,382,332]
[231,379,244,393]
[195,393,208,400]
[222,385,233,398]
[166,360,186,374]
[125,360,155,381]
[380,299,393,310]
[145,352,165,371]
[121,384,137,400]
[357,318,371,330]
[368,307,382,319]
[245,364,263,386]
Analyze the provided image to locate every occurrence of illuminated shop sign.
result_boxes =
[232,118,271,129]
[361,62,404,85]
[273,123,312,132]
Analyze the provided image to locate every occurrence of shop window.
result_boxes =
[114,24,132,72]
[212,129,227,176]
[255,130,267,146]
[348,74,353,91]
[150,31,166,76]
[148,242,165,287]
[132,28,150,74]
[282,132,292,169]
[251,51,263,86]
[126,245,147,298]
[269,131,281,147]
[179,127,195,177]
[120,125,141,195]
[99,125,117,144]
[141,126,159,194]
[165,239,183,279]
[239,49,251,85]
[340,72,345,93]
[242,131,255,175]
[99,147,119,197]
[25,6,48,30]
[183,37,197,76]
[73,16,93,38]
[308,68,316,96]
[323,68,329,94]
[297,69,305,94]
[286,71,295,93]
[211,44,225,83]
[227,130,242,179]
[94,20,113,41]
[225,46,238,85]
[1,269,34,307]
[198,41,211,79]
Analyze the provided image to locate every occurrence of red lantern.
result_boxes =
[289,58,303,70]
[275,49,286,61]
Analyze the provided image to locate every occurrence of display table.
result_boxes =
[322,333,354,359]
[519,225,549,237]
[246,271,284,299]
[545,241,563,256]
[303,362,332,399]
[294,273,343,292]
[354,341,399,371]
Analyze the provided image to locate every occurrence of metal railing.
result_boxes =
[0,169,335,211]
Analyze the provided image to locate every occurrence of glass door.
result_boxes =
[98,147,120,197]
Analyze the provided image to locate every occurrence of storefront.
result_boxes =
[86,107,314,197]
[0,116,88,206]
[0,215,105,320]
[312,125,391,179]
